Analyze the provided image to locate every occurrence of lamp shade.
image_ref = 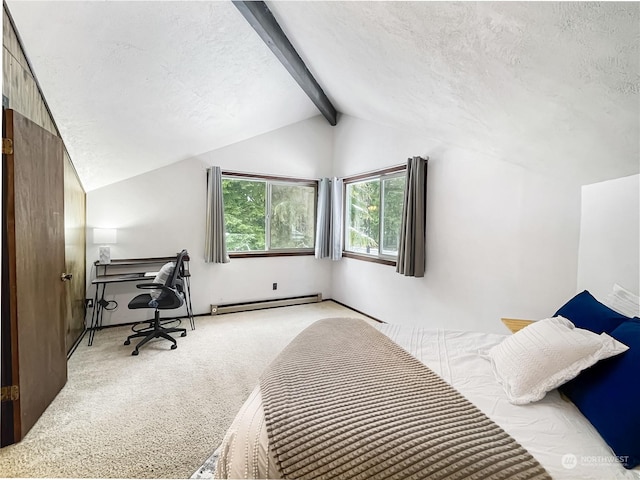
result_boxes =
[93,228,117,244]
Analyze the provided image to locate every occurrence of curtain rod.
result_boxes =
[220,169,317,184]
[342,163,407,184]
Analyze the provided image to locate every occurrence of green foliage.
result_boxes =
[222,179,266,251]
[270,184,315,249]
[347,180,380,252]
[347,175,405,255]
[223,173,404,255]
[222,179,316,251]
[382,176,405,254]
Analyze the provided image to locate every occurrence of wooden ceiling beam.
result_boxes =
[233,1,338,126]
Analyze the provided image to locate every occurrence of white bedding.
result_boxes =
[215,322,639,479]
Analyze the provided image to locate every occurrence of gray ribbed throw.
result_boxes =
[259,318,551,480]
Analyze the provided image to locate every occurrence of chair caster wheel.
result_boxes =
[124,339,130,345]
[171,344,177,350]
[132,350,139,356]
[181,332,187,337]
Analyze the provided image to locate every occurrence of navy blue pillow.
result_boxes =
[554,290,630,333]
[561,319,640,469]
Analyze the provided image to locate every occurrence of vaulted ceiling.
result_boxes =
[7,1,639,191]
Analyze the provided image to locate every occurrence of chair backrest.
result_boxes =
[164,250,188,293]
[166,249,188,289]
[148,250,188,309]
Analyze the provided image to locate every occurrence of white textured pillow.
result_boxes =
[606,283,640,318]
[150,262,175,300]
[486,316,628,405]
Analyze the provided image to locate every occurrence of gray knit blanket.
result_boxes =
[259,318,551,480]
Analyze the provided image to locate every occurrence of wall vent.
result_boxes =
[210,293,322,316]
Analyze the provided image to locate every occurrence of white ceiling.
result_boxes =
[7,1,640,191]
[6,1,319,190]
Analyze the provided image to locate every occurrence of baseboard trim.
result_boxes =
[326,299,385,324]
[211,294,322,315]
[67,329,88,359]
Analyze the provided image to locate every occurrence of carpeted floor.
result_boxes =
[0,301,371,478]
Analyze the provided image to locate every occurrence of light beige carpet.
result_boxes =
[0,301,372,479]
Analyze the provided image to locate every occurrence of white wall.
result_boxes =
[577,174,639,301]
[87,113,630,334]
[331,115,582,333]
[86,116,334,326]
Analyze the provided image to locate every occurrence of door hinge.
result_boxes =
[2,138,13,155]
[0,385,19,402]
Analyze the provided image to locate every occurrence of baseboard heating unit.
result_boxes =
[210,293,322,315]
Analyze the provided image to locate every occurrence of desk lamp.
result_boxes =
[94,228,117,264]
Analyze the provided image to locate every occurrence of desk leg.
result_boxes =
[98,283,107,331]
[185,277,195,330]
[88,286,99,346]
[88,283,106,346]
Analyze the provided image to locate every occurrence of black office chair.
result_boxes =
[124,250,189,356]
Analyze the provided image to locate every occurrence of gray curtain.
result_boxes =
[396,156,428,277]
[315,178,332,258]
[205,166,230,264]
[330,177,343,260]
[315,177,343,260]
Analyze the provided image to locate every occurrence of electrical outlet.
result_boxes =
[273,282,277,290]
[85,298,94,308]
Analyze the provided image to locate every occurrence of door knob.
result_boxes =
[61,273,73,281]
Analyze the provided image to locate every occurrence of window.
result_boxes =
[344,168,406,261]
[222,174,316,255]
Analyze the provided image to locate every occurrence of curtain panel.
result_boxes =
[205,166,230,264]
[330,177,344,260]
[315,177,343,261]
[396,156,428,277]
[315,178,332,258]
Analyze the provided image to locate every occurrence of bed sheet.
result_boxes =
[214,322,640,479]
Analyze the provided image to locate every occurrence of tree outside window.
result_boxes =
[345,171,405,259]
[222,176,316,253]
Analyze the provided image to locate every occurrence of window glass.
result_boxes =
[270,183,316,249]
[381,176,405,255]
[346,179,380,255]
[222,178,266,251]
[345,171,405,259]
[222,176,316,253]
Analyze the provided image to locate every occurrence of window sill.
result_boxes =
[342,251,397,266]
[229,250,314,259]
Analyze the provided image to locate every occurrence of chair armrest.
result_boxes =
[135,283,165,290]
[136,284,182,299]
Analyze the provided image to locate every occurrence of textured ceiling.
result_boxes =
[269,1,639,184]
[6,1,640,191]
[6,1,319,191]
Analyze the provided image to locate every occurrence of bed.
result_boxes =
[213,308,638,479]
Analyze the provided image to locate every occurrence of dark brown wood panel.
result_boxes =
[2,107,20,445]
[3,4,87,358]
[63,153,86,352]
[5,109,67,441]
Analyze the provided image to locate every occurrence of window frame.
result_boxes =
[342,165,407,266]
[221,171,318,258]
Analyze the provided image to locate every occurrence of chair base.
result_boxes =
[125,310,186,356]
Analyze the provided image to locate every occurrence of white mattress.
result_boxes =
[215,322,640,479]
[378,324,639,480]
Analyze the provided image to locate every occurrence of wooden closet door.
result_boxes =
[1,108,67,445]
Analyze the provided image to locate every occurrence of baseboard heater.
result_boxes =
[210,293,322,315]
